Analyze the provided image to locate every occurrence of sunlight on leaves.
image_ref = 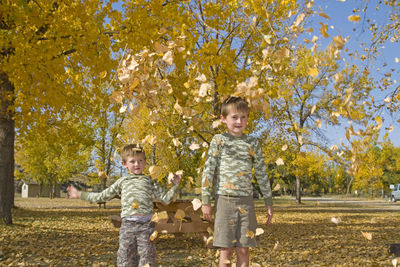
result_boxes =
[276,158,284,166]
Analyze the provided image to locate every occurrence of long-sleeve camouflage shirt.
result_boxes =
[201,133,272,207]
[80,174,179,218]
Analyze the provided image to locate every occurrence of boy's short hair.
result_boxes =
[121,144,145,163]
[221,96,250,117]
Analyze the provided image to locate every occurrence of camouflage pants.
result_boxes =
[117,219,156,267]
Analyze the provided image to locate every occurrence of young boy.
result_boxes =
[201,96,273,267]
[67,144,181,267]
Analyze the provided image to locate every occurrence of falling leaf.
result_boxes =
[194,187,202,194]
[255,228,264,236]
[246,230,255,239]
[333,35,345,49]
[162,50,174,65]
[206,236,213,245]
[331,217,341,224]
[99,71,107,79]
[395,57,399,63]
[199,83,211,97]
[293,13,305,27]
[273,184,281,192]
[172,138,182,147]
[192,198,202,211]
[224,181,238,190]
[238,207,248,214]
[212,119,222,128]
[320,23,329,37]
[361,231,372,240]
[131,201,139,209]
[174,209,185,220]
[149,165,161,180]
[232,239,237,244]
[310,105,316,115]
[273,241,279,251]
[348,15,361,22]
[189,143,200,150]
[150,231,158,241]
[388,125,394,133]
[237,171,246,176]
[195,73,207,82]
[249,146,255,157]
[308,67,319,77]
[315,119,322,128]
[319,12,330,20]
[282,144,288,151]
[119,105,127,113]
[276,158,284,166]
[151,211,169,223]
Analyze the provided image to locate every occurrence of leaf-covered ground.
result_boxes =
[2,197,400,266]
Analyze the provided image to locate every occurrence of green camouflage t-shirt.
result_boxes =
[201,133,272,207]
[81,174,178,218]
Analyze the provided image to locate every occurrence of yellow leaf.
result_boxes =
[249,146,255,157]
[131,201,139,209]
[150,230,158,241]
[273,184,281,191]
[162,50,174,65]
[361,231,372,240]
[315,119,322,128]
[348,15,361,22]
[320,23,329,37]
[191,198,202,211]
[203,176,209,187]
[99,71,107,79]
[151,211,169,223]
[255,228,264,236]
[331,217,341,224]
[319,12,330,20]
[273,241,279,251]
[224,181,238,190]
[275,158,284,166]
[149,165,161,180]
[308,68,319,77]
[333,36,345,50]
[246,230,255,239]
[206,236,213,245]
[189,143,200,150]
[174,209,185,220]
[238,207,248,214]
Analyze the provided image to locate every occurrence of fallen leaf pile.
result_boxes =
[1,197,400,266]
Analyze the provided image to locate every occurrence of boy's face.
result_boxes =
[122,154,146,175]
[221,108,248,137]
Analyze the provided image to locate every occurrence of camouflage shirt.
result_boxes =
[81,174,179,218]
[201,133,272,207]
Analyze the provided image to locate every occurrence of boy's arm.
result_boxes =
[152,174,181,205]
[201,136,219,206]
[78,180,121,203]
[253,140,273,207]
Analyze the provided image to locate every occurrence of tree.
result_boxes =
[1,0,117,224]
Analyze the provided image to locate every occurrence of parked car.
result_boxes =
[391,184,400,202]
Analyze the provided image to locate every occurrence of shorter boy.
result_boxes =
[67,144,181,267]
[201,96,273,267]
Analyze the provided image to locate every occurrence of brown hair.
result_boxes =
[121,144,145,163]
[221,96,249,117]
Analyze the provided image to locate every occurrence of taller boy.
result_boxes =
[201,96,273,267]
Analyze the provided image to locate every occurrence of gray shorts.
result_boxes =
[213,195,258,248]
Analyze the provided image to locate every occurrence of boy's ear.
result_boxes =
[220,114,227,123]
[121,161,127,168]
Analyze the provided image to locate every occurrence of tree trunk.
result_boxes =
[296,175,301,204]
[0,72,15,225]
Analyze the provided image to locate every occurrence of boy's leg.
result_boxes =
[136,222,157,267]
[117,220,138,267]
[235,247,249,267]
[219,247,234,267]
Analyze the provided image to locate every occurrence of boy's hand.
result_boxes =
[266,206,273,224]
[67,185,81,199]
[201,204,213,222]
[171,174,182,185]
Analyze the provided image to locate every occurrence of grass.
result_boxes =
[1,196,400,266]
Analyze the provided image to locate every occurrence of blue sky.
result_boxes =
[310,0,399,147]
